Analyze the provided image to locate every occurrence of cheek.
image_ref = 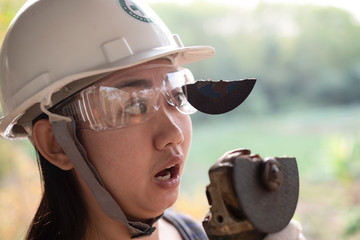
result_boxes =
[79,131,146,176]
[81,130,129,172]
[183,116,192,153]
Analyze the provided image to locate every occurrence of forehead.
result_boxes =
[95,62,179,88]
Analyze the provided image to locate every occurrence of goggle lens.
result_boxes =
[57,64,196,131]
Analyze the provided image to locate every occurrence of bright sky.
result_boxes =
[145,0,360,22]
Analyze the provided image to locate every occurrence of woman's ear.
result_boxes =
[32,119,74,170]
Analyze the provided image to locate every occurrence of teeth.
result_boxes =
[154,170,171,181]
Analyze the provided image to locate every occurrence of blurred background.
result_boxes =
[1,0,359,239]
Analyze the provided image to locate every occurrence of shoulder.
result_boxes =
[162,209,208,240]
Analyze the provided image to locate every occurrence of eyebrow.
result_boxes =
[113,79,153,89]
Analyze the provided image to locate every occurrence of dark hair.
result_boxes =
[26,115,88,240]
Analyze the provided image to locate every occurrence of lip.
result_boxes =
[153,155,183,189]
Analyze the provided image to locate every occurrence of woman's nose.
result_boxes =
[152,98,185,150]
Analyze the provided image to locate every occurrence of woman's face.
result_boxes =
[78,59,192,222]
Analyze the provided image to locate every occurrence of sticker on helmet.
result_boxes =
[119,0,152,23]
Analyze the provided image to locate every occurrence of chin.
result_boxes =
[148,191,179,218]
[126,199,178,223]
[162,189,179,208]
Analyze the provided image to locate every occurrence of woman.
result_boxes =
[0,0,304,239]
[30,59,204,239]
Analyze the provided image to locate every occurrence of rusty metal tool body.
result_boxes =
[203,149,299,240]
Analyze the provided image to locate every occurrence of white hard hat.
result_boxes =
[0,0,214,139]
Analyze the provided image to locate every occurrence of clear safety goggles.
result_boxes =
[53,64,197,131]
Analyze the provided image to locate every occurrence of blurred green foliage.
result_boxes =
[330,135,360,184]
[0,0,25,41]
[328,135,360,238]
[345,206,360,238]
[152,2,360,114]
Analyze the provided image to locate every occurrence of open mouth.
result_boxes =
[153,165,179,182]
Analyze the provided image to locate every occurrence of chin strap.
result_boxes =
[51,119,160,238]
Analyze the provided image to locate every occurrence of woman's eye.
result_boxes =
[172,90,187,107]
[125,99,148,115]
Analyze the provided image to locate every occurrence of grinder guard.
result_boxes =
[183,79,256,114]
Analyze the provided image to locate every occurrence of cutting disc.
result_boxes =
[232,157,299,233]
